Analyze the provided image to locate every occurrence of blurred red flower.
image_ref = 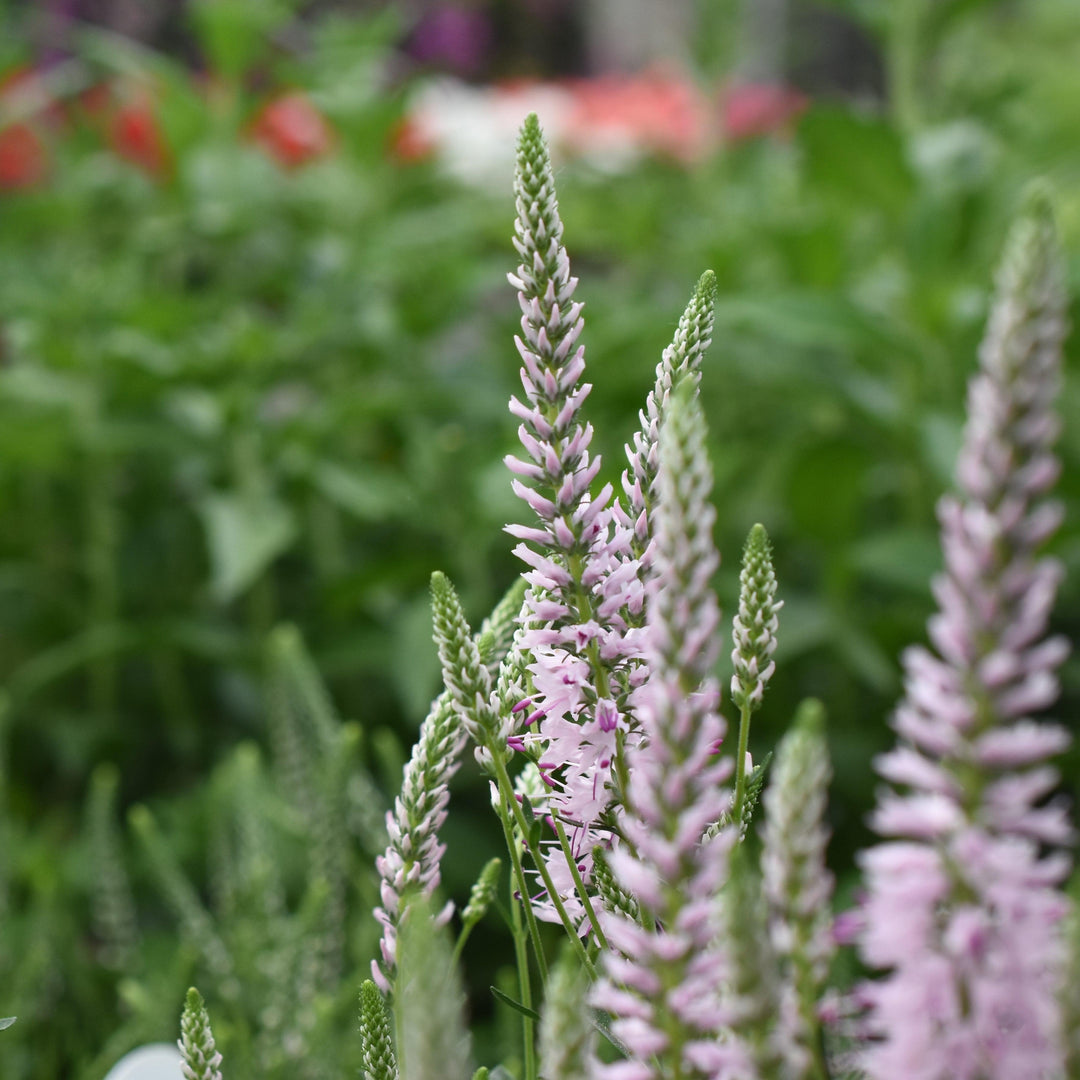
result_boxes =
[0,68,50,191]
[109,93,171,178]
[251,92,334,169]
[721,83,808,141]
[0,122,48,190]
[565,72,710,163]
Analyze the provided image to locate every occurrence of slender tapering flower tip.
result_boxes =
[762,698,834,1080]
[396,896,474,1080]
[179,988,223,1080]
[731,523,782,712]
[359,980,398,1080]
[649,376,721,684]
[675,268,718,391]
[462,857,501,928]
[431,571,497,745]
[696,267,717,302]
[539,947,597,1080]
[624,270,718,537]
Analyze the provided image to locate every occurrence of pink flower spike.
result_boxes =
[857,192,1072,1080]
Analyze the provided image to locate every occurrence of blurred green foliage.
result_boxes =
[0,1,1077,1076]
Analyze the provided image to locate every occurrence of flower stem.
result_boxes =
[492,755,597,979]
[553,817,608,950]
[507,870,539,1080]
[494,781,550,986]
[732,700,753,827]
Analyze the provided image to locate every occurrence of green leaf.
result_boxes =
[588,1008,632,1058]
[198,491,298,604]
[851,529,942,593]
[309,459,412,522]
[490,985,541,1022]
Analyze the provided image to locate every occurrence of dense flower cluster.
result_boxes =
[371,581,523,990]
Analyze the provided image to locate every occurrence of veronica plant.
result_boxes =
[173,118,1073,1080]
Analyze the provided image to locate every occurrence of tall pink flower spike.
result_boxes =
[592,384,747,1080]
[858,191,1073,1080]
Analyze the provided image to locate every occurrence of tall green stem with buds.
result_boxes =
[731,523,782,827]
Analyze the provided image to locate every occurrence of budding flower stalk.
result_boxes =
[453,856,502,964]
[621,268,717,568]
[371,691,467,993]
[858,192,1072,1080]
[731,522,782,825]
[373,576,525,992]
[761,699,834,1080]
[179,988,223,1080]
[360,980,399,1080]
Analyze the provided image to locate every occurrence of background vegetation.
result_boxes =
[0,1,1077,1076]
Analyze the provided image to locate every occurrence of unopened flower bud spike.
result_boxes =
[179,988,224,1080]
[762,700,834,1080]
[453,857,503,965]
[359,980,398,1080]
[731,522,782,827]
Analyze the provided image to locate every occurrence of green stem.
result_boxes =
[795,945,831,1080]
[731,700,754,828]
[552,817,608,950]
[495,784,550,985]
[85,450,119,717]
[507,876,539,1080]
[492,755,597,979]
[450,923,474,969]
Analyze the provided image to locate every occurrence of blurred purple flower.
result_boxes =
[407,5,493,79]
